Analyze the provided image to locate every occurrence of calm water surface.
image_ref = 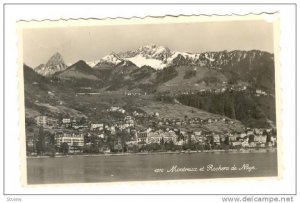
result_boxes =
[27,151,277,184]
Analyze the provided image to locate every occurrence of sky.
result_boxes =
[23,20,274,68]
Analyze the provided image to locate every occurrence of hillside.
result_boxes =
[24,62,247,133]
[56,60,99,80]
[156,65,229,92]
[177,91,276,128]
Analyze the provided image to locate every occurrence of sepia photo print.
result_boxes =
[18,14,280,185]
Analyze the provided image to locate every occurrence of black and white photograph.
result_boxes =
[19,14,279,185]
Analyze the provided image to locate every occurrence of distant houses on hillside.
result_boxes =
[27,104,276,156]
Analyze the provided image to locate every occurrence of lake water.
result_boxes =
[27,150,277,184]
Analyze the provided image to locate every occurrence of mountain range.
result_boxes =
[24,44,276,128]
[31,44,274,92]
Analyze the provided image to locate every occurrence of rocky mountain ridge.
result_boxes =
[94,44,273,71]
[34,53,68,76]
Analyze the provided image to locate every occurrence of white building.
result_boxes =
[256,89,267,96]
[137,131,148,144]
[254,135,267,143]
[35,116,48,127]
[62,118,71,124]
[90,123,104,130]
[147,130,177,144]
[55,132,84,153]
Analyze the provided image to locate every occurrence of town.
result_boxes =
[25,103,277,157]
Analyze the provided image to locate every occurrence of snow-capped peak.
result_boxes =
[86,60,101,68]
[124,54,167,70]
[117,44,173,69]
[100,53,123,65]
[136,44,172,61]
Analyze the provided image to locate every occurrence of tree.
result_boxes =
[118,129,129,153]
[248,134,254,143]
[79,117,87,125]
[165,140,176,151]
[184,115,188,122]
[25,117,35,127]
[84,134,100,153]
[160,137,165,151]
[61,142,69,155]
[224,136,230,145]
[36,127,46,155]
[128,144,139,153]
[47,144,56,157]
[48,133,55,145]
[266,133,272,143]
[187,132,193,149]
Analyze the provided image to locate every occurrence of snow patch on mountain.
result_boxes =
[137,44,172,60]
[168,52,181,60]
[180,52,197,59]
[205,53,215,62]
[86,60,100,68]
[101,54,123,65]
[125,55,168,70]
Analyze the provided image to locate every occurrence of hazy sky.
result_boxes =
[23,20,274,67]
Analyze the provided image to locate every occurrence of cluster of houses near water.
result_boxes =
[26,105,276,155]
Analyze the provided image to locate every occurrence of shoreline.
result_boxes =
[27,148,277,159]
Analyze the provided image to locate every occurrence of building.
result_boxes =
[240,133,247,138]
[72,125,88,130]
[147,131,162,144]
[47,117,58,127]
[146,130,177,144]
[256,89,267,96]
[62,118,71,124]
[193,133,204,143]
[153,112,160,117]
[241,138,249,147]
[124,116,134,125]
[254,135,267,143]
[254,128,263,135]
[61,118,72,128]
[246,129,254,136]
[48,91,55,97]
[90,123,104,131]
[213,134,220,145]
[229,134,237,142]
[35,116,48,127]
[137,131,148,144]
[34,116,58,128]
[55,132,84,153]
[108,106,126,114]
[231,141,242,147]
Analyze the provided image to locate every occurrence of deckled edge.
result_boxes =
[273,13,283,181]
[16,12,279,23]
[17,22,27,187]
